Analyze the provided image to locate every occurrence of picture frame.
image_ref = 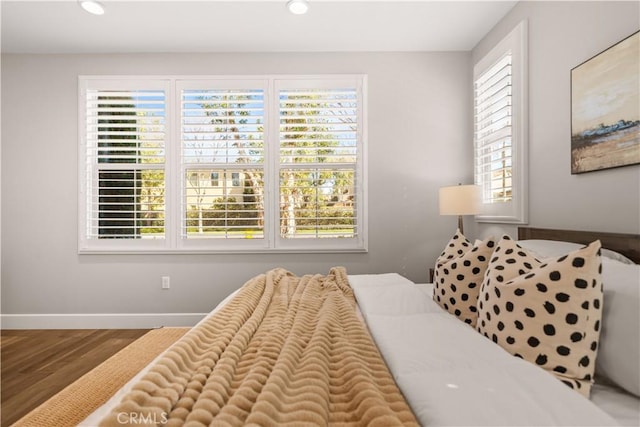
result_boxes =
[570,31,639,174]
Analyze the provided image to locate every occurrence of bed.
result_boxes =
[81,227,640,426]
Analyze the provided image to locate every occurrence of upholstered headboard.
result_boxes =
[518,227,640,264]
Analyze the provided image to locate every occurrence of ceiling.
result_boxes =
[1,0,517,54]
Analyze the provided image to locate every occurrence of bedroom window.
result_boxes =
[277,81,360,247]
[79,80,168,251]
[79,75,367,253]
[178,81,266,248]
[474,21,528,224]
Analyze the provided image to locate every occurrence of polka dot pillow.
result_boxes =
[435,229,472,266]
[477,236,603,397]
[433,230,496,327]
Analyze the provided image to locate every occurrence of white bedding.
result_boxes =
[592,381,640,427]
[349,274,634,427]
[81,273,637,426]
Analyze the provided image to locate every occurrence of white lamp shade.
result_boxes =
[439,185,481,216]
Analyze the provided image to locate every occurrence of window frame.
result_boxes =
[473,20,528,224]
[273,77,367,252]
[175,78,269,253]
[78,77,173,253]
[78,75,367,254]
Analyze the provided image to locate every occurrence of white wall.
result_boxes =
[1,52,472,326]
[473,1,640,240]
[7,2,634,328]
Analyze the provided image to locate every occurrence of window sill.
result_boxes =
[78,248,368,255]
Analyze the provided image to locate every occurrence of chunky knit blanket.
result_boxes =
[100,267,418,427]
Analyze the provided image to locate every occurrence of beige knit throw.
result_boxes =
[99,267,418,427]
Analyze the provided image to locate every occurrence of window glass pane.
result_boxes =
[89,90,165,164]
[280,89,357,164]
[181,89,264,164]
[96,170,165,239]
[184,169,264,239]
[474,54,513,205]
[279,169,356,239]
[181,88,265,241]
[278,86,359,241]
[85,88,166,240]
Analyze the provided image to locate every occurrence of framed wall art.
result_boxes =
[571,30,639,174]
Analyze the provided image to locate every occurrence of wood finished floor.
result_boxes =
[1,329,150,427]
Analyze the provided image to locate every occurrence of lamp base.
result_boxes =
[458,215,464,235]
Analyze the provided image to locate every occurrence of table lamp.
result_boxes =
[439,184,481,235]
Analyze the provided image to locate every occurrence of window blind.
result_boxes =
[85,89,166,239]
[279,88,358,239]
[474,54,513,204]
[180,88,265,239]
[80,76,367,253]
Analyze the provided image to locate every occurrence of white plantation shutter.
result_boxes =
[79,76,367,253]
[473,21,528,224]
[277,80,364,248]
[279,89,358,164]
[81,80,168,248]
[474,54,513,204]
[179,82,266,245]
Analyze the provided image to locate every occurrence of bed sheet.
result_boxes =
[350,276,636,427]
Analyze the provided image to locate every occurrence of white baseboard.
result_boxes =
[0,313,208,329]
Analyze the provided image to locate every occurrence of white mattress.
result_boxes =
[82,273,638,426]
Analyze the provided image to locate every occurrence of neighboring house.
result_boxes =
[185,170,246,207]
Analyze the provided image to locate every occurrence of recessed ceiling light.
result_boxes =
[79,0,105,16]
[287,0,309,15]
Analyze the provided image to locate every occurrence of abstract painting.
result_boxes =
[571,31,639,174]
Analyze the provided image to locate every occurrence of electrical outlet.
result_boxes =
[161,276,170,290]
